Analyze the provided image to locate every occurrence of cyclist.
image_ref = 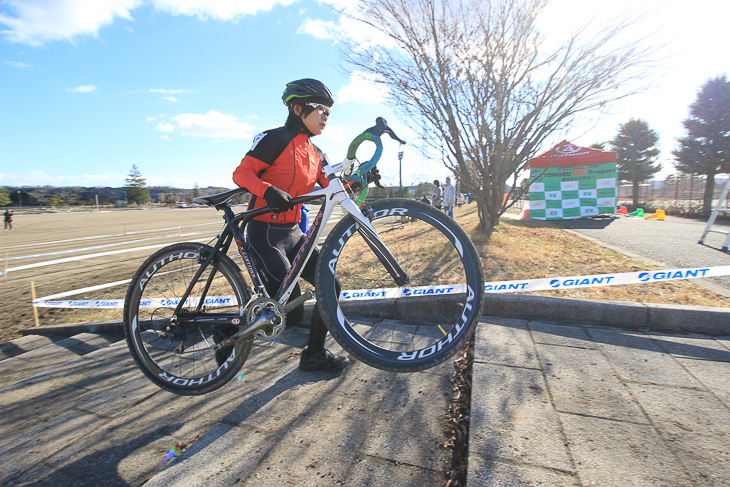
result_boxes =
[232,78,348,372]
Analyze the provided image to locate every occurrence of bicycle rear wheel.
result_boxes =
[316,199,485,372]
[124,242,252,395]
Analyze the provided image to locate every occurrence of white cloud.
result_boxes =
[67,84,99,93]
[152,110,257,140]
[317,124,345,147]
[150,88,192,94]
[161,96,180,103]
[159,135,172,141]
[318,0,353,10]
[0,0,141,46]
[0,0,295,46]
[150,0,298,20]
[297,18,340,41]
[4,60,31,68]
[337,71,388,104]
[298,4,398,50]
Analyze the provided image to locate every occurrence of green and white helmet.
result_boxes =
[282,78,334,106]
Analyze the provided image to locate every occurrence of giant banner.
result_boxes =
[528,142,617,220]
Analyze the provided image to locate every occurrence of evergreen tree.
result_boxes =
[192,183,202,199]
[124,165,150,205]
[610,119,661,206]
[0,188,11,207]
[673,75,730,215]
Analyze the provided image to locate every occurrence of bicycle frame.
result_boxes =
[172,171,409,338]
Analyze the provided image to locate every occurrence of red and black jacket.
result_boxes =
[232,122,329,224]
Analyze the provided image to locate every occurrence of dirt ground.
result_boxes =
[2,204,727,344]
[0,205,351,343]
[0,207,232,342]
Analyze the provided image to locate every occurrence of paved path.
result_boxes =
[551,215,730,292]
[2,313,729,486]
[468,317,730,486]
[0,327,454,486]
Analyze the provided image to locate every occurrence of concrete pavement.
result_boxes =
[468,317,730,486]
[1,306,729,486]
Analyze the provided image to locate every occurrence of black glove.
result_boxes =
[366,167,383,188]
[264,186,294,214]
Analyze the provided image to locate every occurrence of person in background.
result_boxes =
[442,177,455,218]
[431,180,442,208]
[231,78,347,373]
[4,209,13,231]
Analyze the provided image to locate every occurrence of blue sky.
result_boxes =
[1,0,729,189]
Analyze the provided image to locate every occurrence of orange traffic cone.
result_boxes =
[518,207,530,219]
[616,206,628,215]
[644,209,665,221]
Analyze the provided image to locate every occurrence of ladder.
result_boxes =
[699,178,730,251]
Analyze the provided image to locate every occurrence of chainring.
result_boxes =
[245,297,286,341]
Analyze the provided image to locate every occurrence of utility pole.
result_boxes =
[398,146,404,189]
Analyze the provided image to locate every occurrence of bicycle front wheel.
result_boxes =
[316,199,485,372]
[124,242,252,395]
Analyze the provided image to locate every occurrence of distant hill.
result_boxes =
[3,185,232,207]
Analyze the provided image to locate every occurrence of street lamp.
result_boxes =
[398,149,404,189]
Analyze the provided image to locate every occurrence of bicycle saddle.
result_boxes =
[194,187,249,207]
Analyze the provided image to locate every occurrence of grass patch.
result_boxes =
[453,204,730,308]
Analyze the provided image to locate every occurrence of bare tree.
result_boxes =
[339,0,655,235]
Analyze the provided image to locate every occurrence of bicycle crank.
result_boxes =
[212,298,286,350]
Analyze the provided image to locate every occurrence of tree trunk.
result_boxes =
[703,171,716,216]
[632,180,640,207]
[474,192,494,237]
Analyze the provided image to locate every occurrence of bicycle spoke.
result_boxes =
[124,243,252,395]
[317,200,484,372]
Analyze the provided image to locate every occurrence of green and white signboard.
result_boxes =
[527,142,617,220]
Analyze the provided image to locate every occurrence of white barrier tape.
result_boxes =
[341,285,463,300]
[339,266,730,299]
[1,230,217,263]
[37,279,133,302]
[482,266,730,293]
[33,265,730,309]
[2,239,212,276]
[0,220,221,252]
[33,295,239,309]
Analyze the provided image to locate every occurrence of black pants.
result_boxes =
[246,219,328,353]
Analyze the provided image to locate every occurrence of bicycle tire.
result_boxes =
[123,242,252,395]
[316,199,485,372]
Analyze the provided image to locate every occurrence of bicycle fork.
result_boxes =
[340,197,410,286]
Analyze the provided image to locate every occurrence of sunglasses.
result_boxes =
[306,102,331,117]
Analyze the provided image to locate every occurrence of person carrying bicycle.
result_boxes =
[232,78,348,372]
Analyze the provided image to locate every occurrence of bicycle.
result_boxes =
[123,118,486,395]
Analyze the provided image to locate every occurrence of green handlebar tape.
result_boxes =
[346,132,383,176]
[356,186,370,205]
[346,132,374,159]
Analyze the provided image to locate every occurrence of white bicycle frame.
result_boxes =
[181,152,408,344]
[271,161,407,308]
